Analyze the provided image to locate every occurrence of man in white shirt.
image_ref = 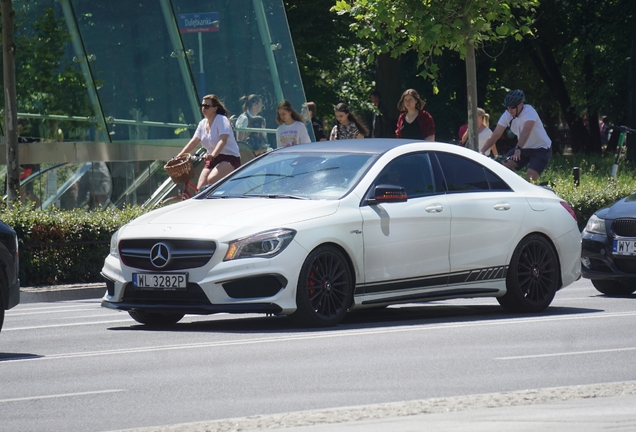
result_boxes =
[480,89,552,182]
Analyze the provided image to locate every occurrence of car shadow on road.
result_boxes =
[107,303,603,334]
[596,293,636,299]
[0,353,42,362]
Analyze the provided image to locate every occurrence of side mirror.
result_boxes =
[367,184,407,204]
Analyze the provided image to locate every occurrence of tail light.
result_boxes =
[560,201,577,222]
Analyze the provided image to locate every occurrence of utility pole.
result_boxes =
[2,0,19,206]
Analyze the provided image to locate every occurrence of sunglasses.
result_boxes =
[201,104,213,109]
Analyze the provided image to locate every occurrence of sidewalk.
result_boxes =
[123,382,636,432]
[19,283,106,303]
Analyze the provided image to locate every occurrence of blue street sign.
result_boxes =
[178,12,219,33]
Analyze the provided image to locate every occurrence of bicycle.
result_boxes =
[161,154,202,206]
[610,125,636,180]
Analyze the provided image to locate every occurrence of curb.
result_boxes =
[19,283,106,304]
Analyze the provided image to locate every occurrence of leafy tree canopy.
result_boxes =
[333,0,538,92]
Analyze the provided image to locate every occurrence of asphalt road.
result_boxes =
[1,278,636,431]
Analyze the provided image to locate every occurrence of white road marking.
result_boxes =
[8,307,99,317]
[0,389,126,404]
[2,319,133,331]
[3,311,636,363]
[496,346,636,360]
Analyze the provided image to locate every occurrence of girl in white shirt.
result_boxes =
[461,108,497,156]
[178,94,241,189]
[275,100,311,148]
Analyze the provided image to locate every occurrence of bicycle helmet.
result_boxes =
[504,89,525,108]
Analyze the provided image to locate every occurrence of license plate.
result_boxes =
[133,273,188,289]
[613,239,636,256]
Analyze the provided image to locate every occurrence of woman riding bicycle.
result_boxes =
[177,94,241,189]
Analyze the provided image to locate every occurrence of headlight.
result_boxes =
[224,229,296,261]
[110,229,120,258]
[584,214,606,235]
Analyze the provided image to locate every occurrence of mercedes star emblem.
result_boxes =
[150,242,171,268]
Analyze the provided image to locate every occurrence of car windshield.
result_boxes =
[204,151,377,200]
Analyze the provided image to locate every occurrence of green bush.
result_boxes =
[541,153,636,230]
[0,205,146,286]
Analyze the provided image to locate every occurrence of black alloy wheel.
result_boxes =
[128,310,185,325]
[290,245,354,327]
[498,234,559,312]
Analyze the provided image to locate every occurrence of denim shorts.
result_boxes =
[505,147,552,174]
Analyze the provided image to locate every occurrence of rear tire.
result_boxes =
[128,310,184,325]
[498,234,559,313]
[289,245,353,327]
[591,279,636,296]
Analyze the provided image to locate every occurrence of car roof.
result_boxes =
[275,138,425,155]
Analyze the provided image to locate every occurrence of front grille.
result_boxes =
[122,282,211,305]
[614,258,636,273]
[612,219,636,237]
[119,239,216,271]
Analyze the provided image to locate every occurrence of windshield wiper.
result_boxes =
[243,193,308,200]
[230,173,290,181]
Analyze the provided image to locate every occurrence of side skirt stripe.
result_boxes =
[355,265,508,296]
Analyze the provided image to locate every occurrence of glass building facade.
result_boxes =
[0,0,309,209]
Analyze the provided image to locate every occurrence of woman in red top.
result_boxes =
[395,89,435,141]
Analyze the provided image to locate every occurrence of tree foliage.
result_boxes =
[333,0,538,91]
[0,6,92,138]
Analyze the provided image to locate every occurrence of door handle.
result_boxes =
[426,204,444,213]
[494,202,511,211]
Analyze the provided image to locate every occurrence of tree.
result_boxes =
[1,0,18,204]
[334,0,538,149]
[523,0,632,154]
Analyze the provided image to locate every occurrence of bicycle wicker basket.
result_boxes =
[164,154,195,184]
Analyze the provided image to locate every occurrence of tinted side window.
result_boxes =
[374,153,437,198]
[435,152,510,192]
[485,169,512,191]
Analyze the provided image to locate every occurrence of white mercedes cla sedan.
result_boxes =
[101,140,581,327]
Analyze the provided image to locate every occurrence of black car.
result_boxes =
[0,221,19,332]
[581,194,636,295]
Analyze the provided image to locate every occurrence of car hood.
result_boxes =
[128,198,340,229]
[599,194,636,219]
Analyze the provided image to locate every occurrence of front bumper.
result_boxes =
[101,276,286,315]
[101,298,283,315]
[100,239,308,316]
[581,235,636,281]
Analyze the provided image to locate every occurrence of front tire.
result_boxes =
[289,245,353,327]
[128,310,184,325]
[592,279,636,296]
[498,234,559,313]
[0,269,7,332]
[0,288,5,333]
